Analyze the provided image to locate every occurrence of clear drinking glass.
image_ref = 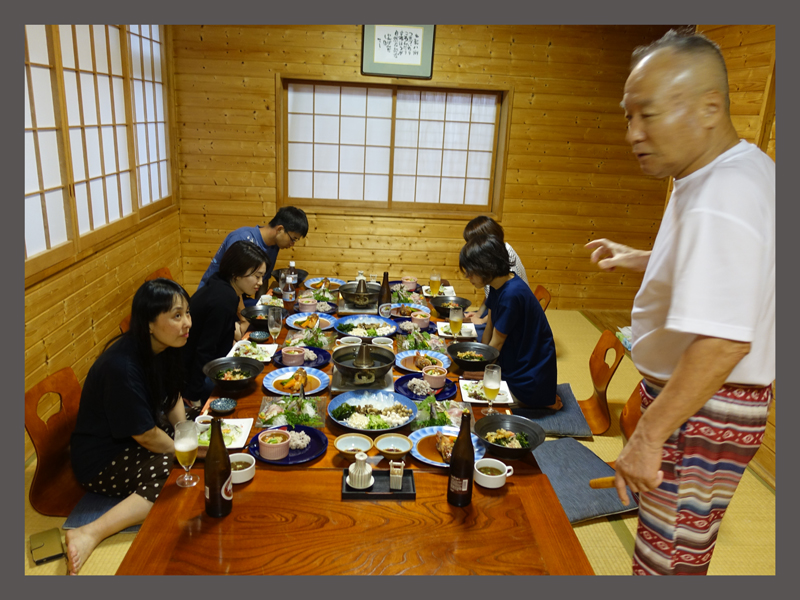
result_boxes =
[174,421,199,487]
[448,306,463,338]
[429,269,441,296]
[369,273,378,283]
[268,306,283,344]
[482,364,501,416]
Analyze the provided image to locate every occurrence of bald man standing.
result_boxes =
[586,31,775,575]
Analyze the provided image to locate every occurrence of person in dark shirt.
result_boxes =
[66,278,192,575]
[459,235,560,410]
[183,240,270,404]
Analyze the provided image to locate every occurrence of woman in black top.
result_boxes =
[183,240,270,404]
[66,278,192,575]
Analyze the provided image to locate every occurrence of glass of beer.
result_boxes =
[174,421,199,487]
[482,364,501,416]
[449,306,463,338]
[429,270,442,296]
[268,306,283,344]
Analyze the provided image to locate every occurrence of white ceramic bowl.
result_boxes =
[334,433,374,458]
[411,311,430,328]
[229,452,256,484]
[374,433,412,460]
[298,298,317,313]
[281,346,306,366]
[335,336,362,348]
[258,430,291,461]
[195,414,213,433]
[401,276,418,291]
[422,365,448,389]
[473,457,514,489]
[372,337,394,352]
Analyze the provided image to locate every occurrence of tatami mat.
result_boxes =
[23,310,775,575]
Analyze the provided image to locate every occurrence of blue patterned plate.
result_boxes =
[262,367,330,396]
[408,426,485,468]
[395,350,451,372]
[247,425,328,465]
[286,312,337,331]
[395,373,457,401]
[305,277,346,290]
[327,390,417,432]
[271,348,331,370]
[389,303,431,317]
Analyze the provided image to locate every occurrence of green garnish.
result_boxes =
[338,323,356,333]
[331,403,356,421]
[517,431,531,449]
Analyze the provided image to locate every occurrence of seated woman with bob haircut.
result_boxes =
[459,235,561,410]
[67,278,194,575]
[183,240,270,404]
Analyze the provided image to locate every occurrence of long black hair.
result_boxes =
[126,278,190,415]
[459,234,513,285]
[217,240,270,283]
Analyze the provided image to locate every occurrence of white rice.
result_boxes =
[316,302,334,312]
[303,348,318,361]
[288,430,311,450]
[399,321,419,333]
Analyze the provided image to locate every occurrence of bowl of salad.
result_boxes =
[446,341,499,372]
[472,414,546,460]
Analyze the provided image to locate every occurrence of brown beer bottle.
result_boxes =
[204,417,233,517]
[378,271,392,318]
[447,410,474,507]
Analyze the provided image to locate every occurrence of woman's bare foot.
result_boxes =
[545,394,563,411]
[64,527,101,575]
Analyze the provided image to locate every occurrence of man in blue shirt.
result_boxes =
[197,206,309,304]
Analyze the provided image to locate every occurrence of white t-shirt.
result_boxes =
[631,140,775,385]
[484,242,529,300]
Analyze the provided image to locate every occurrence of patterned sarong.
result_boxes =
[632,379,772,575]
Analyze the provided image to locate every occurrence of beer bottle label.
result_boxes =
[449,475,469,493]
[205,485,210,500]
[222,474,233,500]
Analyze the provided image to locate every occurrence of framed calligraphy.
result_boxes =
[361,25,435,79]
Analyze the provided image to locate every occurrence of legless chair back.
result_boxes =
[25,367,86,516]
[119,267,175,333]
[577,330,626,435]
[533,285,551,312]
[620,383,643,441]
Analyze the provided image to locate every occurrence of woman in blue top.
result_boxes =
[459,235,561,410]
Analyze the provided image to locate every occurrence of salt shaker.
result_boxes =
[348,452,373,489]
[389,460,405,490]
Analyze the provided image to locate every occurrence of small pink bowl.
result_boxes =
[298,298,317,313]
[258,430,291,460]
[411,311,430,328]
[281,347,306,366]
[422,365,448,389]
[401,276,418,291]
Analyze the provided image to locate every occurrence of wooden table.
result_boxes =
[116,295,594,575]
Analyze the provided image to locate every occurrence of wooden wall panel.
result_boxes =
[173,25,681,309]
[24,213,182,461]
[698,25,776,488]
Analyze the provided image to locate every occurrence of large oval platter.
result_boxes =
[262,367,330,396]
[286,312,337,331]
[327,390,417,433]
[247,425,328,465]
[334,314,397,339]
[394,350,451,372]
[408,426,485,468]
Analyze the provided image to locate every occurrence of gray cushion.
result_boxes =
[62,492,140,533]
[532,437,639,523]
[511,383,592,438]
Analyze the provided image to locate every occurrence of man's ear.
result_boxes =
[700,89,726,129]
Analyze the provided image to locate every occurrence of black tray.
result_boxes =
[341,468,416,500]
